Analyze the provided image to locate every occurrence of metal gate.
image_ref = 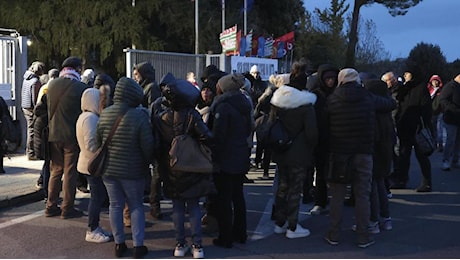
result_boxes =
[124,49,230,82]
[0,29,28,150]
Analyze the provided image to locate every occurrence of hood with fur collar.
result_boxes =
[270,85,317,109]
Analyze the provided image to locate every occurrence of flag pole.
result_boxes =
[222,0,225,33]
[244,0,247,35]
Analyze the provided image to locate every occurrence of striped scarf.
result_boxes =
[59,67,81,81]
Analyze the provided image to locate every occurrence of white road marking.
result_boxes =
[0,210,44,229]
[250,197,313,240]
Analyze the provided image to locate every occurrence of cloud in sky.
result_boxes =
[303,0,460,62]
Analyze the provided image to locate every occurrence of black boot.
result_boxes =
[115,243,128,258]
[133,245,148,259]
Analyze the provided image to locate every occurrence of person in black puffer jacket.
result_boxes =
[325,68,395,248]
[152,77,214,257]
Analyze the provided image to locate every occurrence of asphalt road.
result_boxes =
[0,150,459,258]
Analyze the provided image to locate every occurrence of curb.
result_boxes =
[0,190,45,210]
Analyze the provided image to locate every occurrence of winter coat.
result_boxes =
[47,76,88,144]
[32,94,48,160]
[269,85,318,167]
[153,79,214,199]
[96,77,154,180]
[133,62,161,108]
[394,79,432,138]
[200,65,227,93]
[76,88,100,175]
[427,75,443,115]
[364,79,396,178]
[154,108,214,199]
[211,90,253,174]
[327,82,396,155]
[309,64,339,160]
[440,79,460,126]
[21,70,41,109]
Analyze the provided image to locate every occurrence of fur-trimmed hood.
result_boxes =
[270,85,317,109]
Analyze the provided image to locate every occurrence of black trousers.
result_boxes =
[214,173,247,244]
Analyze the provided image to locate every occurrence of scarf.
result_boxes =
[59,67,81,81]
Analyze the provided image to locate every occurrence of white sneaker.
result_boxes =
[286,224,310,239]
[274,222,288,234]
[191,244,204,259]
[94,226,112,237]
[309,205,327,215]
[85,229,111,243]
[174,243,189,257]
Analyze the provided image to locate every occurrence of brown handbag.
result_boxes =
[88,113,125,177]
[169,113,213,173]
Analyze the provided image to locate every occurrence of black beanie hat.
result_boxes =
[62,56,82,70]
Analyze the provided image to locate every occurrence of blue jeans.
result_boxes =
[172,198,202,245]
[86,175,108,231]
[370,176,390,222]
[103,176,145,246]
[442,123,460,163]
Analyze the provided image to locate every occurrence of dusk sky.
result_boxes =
[303,0,460,62]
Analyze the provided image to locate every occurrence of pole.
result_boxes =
[221,0,225,33]
[132,0,136,49]
[244,0,247,35]
[195,0,199,78]
[195,0,199,55]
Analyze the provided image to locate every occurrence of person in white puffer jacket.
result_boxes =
[76,88,112,243]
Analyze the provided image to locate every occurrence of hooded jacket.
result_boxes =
[211,87,253,174]
[153,79,214,199]
[76,88,101,175]
[309,64,339,159]
[21,70,42,109]
[133,62,161,108]
[269,85,318,166]
[96,77,154,179]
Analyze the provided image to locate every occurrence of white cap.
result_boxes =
[250,65,258,73]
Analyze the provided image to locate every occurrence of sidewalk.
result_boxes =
[0,154,44,209]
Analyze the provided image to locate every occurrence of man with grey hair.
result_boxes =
[21,61,45,160]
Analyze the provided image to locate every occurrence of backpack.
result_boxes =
[266,117,293,152]
[0,97,22,154]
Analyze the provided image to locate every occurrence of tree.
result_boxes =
[296,0,349,67]
[345,0,422,67]
[355,18,390,65]
[405,42,448,83]
[0,0,304,77]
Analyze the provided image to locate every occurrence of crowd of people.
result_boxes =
[14,55,460,258]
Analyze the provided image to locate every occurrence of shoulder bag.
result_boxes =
[88,113,125,177]
[169,112,213,173]
[415,116,435,156]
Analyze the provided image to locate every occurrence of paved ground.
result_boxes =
[0,150,459,258]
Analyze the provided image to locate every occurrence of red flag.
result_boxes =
[274,31,295,52]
